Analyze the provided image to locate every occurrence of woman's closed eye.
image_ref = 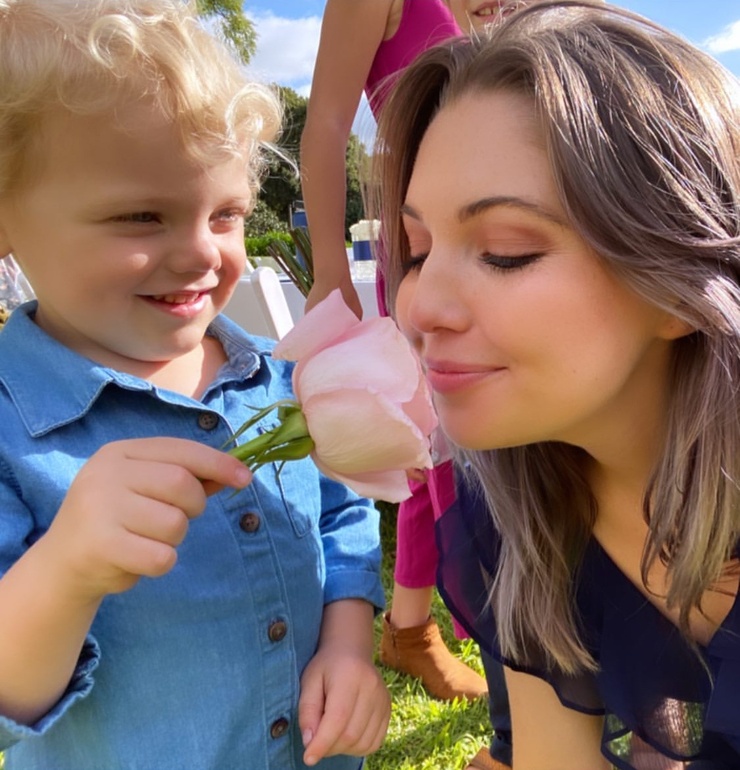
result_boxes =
[402,253,428,274]
[403,250,543,275]
[480,252,543,271]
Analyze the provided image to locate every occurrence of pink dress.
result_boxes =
[364,0,460,117]
[364,0,464,634]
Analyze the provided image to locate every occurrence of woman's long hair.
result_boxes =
[372,0,740,673]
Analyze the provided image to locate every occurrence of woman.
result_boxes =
[373,1,740,767]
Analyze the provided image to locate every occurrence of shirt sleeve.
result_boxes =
[0,462,100,751]
[0,638,99,751]
[317,473,385,613]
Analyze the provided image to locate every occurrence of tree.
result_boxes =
[259,86,305,227]
[195,0,256,64]
[345,133,368,233]
[260,86,369,238]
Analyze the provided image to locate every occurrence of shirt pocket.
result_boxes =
[259,420,321,538]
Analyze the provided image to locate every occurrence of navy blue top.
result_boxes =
[437,478,740,769]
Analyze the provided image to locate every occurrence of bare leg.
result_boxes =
[387,584,434,629]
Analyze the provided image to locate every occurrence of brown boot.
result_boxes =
[465,747,510,770]
[379,611,488,701]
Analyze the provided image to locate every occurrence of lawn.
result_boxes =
[368,502,493,770]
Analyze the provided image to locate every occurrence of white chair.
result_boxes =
[223,266,295,340]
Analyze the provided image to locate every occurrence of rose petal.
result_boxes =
[312,460,413,502]
[273,289,359,362]
[293,319,420,405]
[303,389,432,474]
[402,361,438,438]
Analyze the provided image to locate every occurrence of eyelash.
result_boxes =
[480,253,542,272]
[403,252,542,274]
[114,212,159,224]
[403,254,427,274]
[112,209,247,225]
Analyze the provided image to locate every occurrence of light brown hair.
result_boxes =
[372,0,740,672]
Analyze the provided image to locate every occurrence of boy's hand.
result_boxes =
[42,438,251,600]
[298,612,390,765]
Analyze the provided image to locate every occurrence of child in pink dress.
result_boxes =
[301,0,486,706]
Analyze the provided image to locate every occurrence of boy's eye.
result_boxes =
[214,208,247,223]
[113,212,160,224]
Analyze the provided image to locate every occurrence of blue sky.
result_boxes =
[243,2,740,142]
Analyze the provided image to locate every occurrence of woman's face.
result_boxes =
[396,90,684,456]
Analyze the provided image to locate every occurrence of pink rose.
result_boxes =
[228,290,437,502]
[271,290,437,502]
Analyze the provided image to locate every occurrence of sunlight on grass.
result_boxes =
[368,502,493,770]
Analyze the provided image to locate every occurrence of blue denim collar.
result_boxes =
[0,301,269,437]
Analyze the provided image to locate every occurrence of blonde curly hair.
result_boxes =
[0,0,281,198]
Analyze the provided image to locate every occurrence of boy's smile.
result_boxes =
[0,101,252,384]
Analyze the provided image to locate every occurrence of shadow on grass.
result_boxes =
[369,501,493,770]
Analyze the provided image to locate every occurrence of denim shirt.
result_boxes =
[0,303,384,770]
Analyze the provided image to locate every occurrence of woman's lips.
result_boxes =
[423,360,503,394]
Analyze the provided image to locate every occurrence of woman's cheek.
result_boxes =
[394,272,420,343]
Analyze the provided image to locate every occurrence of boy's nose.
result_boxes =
[170,224,222,273]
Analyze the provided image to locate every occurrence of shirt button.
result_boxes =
[197,412,219,431]
[268,620,287,643]
[239,513,261,533]
[270,717,289,739]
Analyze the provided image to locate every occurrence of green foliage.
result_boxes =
[346,133,369,234]
[260,86,304,225]
[245,231,292,258]
[195,0,257,63]
[266,229,314,298]
[260,85,370,239]
[245,199,288,238]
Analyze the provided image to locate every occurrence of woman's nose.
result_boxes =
[400,250,470,335]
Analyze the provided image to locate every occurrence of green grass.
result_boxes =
[368,502,492,770]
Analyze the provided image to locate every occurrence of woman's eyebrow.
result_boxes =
[460,196,566,226]
[401,196,566,227]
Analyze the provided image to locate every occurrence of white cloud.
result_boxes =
[704,19,740,54]
[244,9,376,148]
[246,11,322,93]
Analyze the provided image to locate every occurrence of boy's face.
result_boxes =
[0,103,251,375]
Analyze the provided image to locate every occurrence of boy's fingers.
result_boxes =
[298,684,324,741]
[302,694,355,765]
[117,438,252,492]
[298,677,328,765]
